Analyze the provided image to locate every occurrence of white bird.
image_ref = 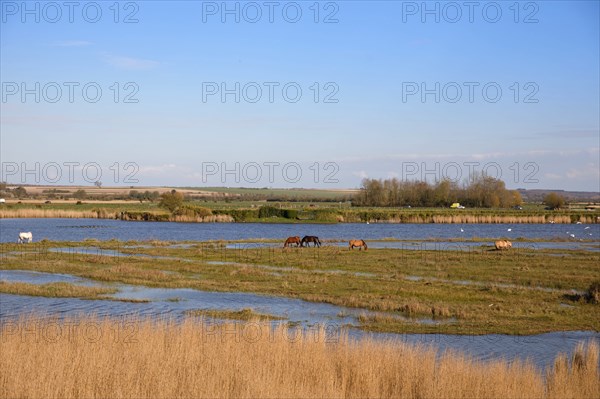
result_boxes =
[570,234,575,238]
[366,221,369,225]
[549,220,555,224]
[460,228,464,232]
[576,222,582,224]
[507,228,512,232]
[584,227,590,230]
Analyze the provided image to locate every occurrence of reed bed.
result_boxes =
[171,214,235,223]
[0,209,100,219]
[1,317,598,399]
[2,207,596,223]
[0,209,235,223]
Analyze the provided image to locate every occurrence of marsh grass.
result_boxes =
[2,202,597,224]
[1,240,599,334]
[184,308,286,321]
[0,208,100,219]
[0,317,598,399]
[0,281,116,299]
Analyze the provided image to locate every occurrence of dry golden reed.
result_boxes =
[1,316,598,399]
[0,209,235,223]
[0,209,100,219]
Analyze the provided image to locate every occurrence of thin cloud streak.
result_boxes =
[102,54,160,70]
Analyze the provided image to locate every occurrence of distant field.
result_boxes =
[182,186,357,200]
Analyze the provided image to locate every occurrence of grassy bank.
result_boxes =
[0,281,117,299]
[1,240,598,334]
[184,308,286,321]
[0,317,598,399]
[1,201,598,223]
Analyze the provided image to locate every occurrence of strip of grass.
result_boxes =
[0,281,117,299]
[184,308,286,321]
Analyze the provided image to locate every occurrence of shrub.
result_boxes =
[175,205,213,218]
[214,209,258,222]
[258,206,282,218]
[544,193,566,210]
[159,191,184,213]
[282,209,298,219]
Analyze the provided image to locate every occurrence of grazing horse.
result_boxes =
[494,240,512,250]
[349,239,368,251]
[301,236,322,247]
[283,236,301,248]
[18,232,32,243]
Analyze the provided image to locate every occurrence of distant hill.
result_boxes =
[517,189,600,202]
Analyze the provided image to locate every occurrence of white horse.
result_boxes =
[18,232,32,243]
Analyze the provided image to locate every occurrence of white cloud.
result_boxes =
[352,170,368,179]
[565,164,600,180]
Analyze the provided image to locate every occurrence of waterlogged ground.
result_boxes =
[1,235,598,370]
[0,270,598,371]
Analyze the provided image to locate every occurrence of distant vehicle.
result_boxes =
[512,205,523,210]
[450,203,465,209]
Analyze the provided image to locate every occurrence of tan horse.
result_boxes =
[283,236,301,248]
[349,239,368,251]
[495,240,512,250]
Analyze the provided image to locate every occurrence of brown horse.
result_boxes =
[283,236,301,248]
[301,236,322,247]
[349,239,368,251]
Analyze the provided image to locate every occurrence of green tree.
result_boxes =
[544,193,566,210]
[73,190,87,200]
[13,186,27,198]
[159,190,184,213]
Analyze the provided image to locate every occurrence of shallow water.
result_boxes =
[0,270,437,327]
[1,270,598,370]
[2,218,599,243]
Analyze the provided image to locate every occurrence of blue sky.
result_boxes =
[1,1,599,190]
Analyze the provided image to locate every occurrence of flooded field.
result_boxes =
[1,269,598,370]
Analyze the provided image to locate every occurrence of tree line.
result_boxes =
[353,174,523,208]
